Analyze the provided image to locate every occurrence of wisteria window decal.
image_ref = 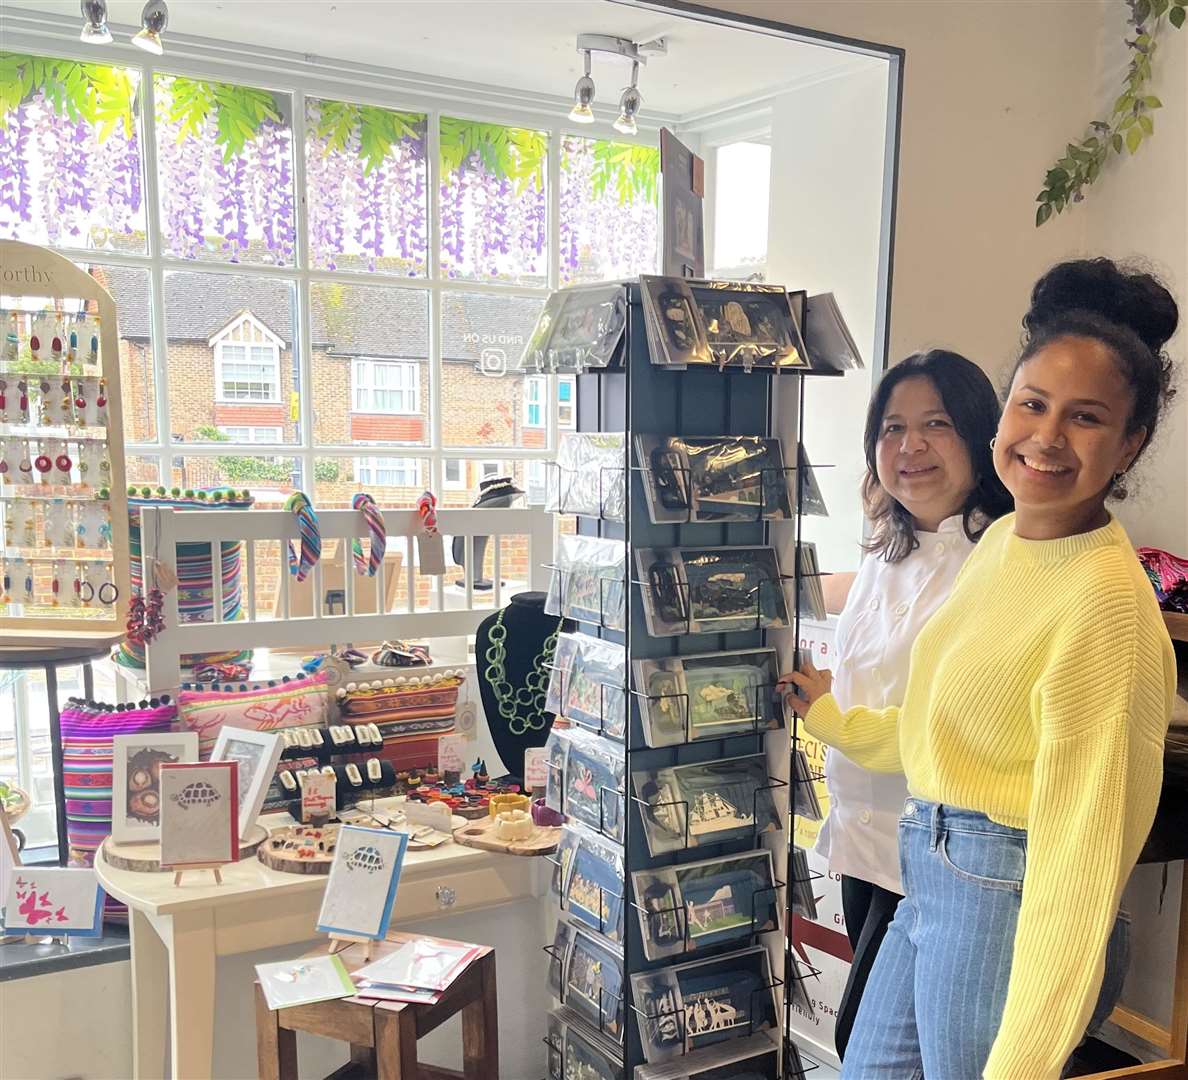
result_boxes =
[305,98,428,275]
[0,52,146,252]
[439,117,548,285]
[154,74,296,266]
[560,136,659,286]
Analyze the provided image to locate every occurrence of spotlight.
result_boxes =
[569,50,596,125]
[613,62,641,136]
[79,0,112,44]
[132,0,168,55]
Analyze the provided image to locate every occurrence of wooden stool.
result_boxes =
[255,935,498,1080]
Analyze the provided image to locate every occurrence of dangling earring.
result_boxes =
[1111,470,1128,500]
[989,437,997,451]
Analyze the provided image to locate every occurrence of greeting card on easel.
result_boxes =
[159,761,239,869]
[316,825,408,942]
[2,866,104,937]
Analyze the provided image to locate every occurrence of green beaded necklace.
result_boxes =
[483,608,561,736]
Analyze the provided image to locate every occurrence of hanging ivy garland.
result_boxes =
[1036,0,1185,225]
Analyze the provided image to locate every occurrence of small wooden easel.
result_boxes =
[328,932,376,962]
[170,863,225,887]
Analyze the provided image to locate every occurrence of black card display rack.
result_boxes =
[535,279,839,1080]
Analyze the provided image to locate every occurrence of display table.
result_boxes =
[96,811,537,1080]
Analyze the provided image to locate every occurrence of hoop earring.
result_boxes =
[98,582,119,606]
[988,437,997,451]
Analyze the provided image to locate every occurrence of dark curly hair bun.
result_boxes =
[1024,257,1178,356]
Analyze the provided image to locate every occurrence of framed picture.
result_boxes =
[3,866,104,937]
[211,726,283,841]
[111,732,199,844]
[316,825,409,941]
[159,761,239,868]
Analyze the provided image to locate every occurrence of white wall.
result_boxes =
[766,61,890,570]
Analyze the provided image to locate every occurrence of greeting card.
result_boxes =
[2,866,104,937]
[316,825,409,941]
[159,761,239,868]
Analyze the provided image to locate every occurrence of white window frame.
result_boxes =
[351,358,420,415]
[6,25,673,495]
[524,376,545,429]
[353,456,422,488]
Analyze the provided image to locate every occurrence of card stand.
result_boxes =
[544,852,626,944]
[632,455,836,525]
[544,563,626,632]
[783,1037,822,1080]
[541,942,625,1043]
[543,756,626,845]
[635,573,812,636]
[631,775,788,854]
[543,660,626,741]
[629,680,783,750]
[543,460,626,523]
[629,875,787,957]
[630,972,785,1053]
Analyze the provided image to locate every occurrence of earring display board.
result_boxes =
[0,239,130,646]
[539,279,841,1079]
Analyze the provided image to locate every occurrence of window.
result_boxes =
[558,377,576,430]
[354,456,421,487]
[219,426,282,443]
[352,359,420,414]
[213,314,284,403]
[480,461,503,479]
[524,376,576,430]
[525,459,548,506]
[711,141,772,279]
[444,459,465,488]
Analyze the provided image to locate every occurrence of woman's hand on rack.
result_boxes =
[778,657,833,718]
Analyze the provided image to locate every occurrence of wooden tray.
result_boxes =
[102,824,268,872]
[451,814,560,857]
[257,824,340,874]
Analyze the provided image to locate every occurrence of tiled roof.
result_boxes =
[97,266,543,363]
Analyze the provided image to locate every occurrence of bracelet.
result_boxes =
[531,798,565,827]
[366,758,382,783]
[345,763,363,787]
[98,581,118,605]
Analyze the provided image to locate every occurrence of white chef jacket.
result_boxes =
[814,513,977,894]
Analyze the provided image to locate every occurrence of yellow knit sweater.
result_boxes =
[804,513,1175,1079]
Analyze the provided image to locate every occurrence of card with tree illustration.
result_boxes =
[159,761,239,868]
[3,866,104,937]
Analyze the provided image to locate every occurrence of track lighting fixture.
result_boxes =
[132,0,168,55]
[79,0,112,44]
[566,34,664,134]
[569,50,596,125]
[613,62,642,137]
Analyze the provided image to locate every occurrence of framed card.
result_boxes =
[316,825,409,941]
[111,732,199,843]
[211,726,283,841]
[159,761,239,868]
[3,866,104,937]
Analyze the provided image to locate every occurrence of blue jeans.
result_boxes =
[842,799,1131,1079]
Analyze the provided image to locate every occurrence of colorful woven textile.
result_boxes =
[336,673,462,771]
[60,699,177,920]
[113,491,254,671]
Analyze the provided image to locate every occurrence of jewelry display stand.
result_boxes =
[0,239,131,647]
[537,281,836,1079]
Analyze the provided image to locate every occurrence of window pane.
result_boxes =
[163,271,298,444]
[124,455,161,487]
[305,98,427,275]
[712,142,771,278]
[560,135,658,285]
[311,282,429,446]
[154,74,295,265]
[167,454,297,509]
[439,118,546,284]
[312,456,429,509]
[0,54,146,253]
[437,459,545,507]
[441,292,543,448]
[81,263,158,443]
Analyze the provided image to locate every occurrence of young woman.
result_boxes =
[784,258,1178,1079]
[822,349,1012,1061]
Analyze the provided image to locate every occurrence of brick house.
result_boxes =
[98,268,571,510]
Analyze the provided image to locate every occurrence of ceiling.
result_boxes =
[9,0,875,120]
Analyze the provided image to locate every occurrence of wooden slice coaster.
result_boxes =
[451,814,560,857]
[257,824,340,875]
[102,824,268,873]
